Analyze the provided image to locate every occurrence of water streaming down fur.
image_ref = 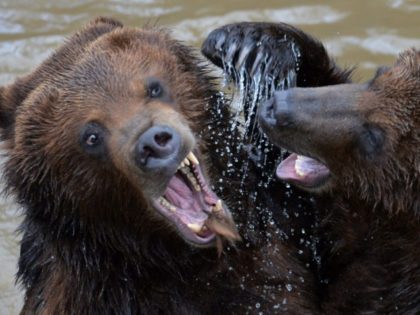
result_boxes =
[220,46,298,193]
[204,41,326,308]
[199,46,325,306]
[201,40,305,241]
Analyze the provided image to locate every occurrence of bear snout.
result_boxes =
[258,90,295,134]
[134,125,181,173]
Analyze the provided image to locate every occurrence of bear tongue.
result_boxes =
[164,174,209,223]
[159,171,241,245]
[276,153,330,188]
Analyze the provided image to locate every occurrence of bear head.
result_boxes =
[258,49,420,214]
[0,17,239,248]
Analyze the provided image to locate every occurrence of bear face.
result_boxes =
[259,49,420,213]
[2,18,238,248]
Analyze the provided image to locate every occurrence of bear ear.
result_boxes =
[0,84,60,139]
[0,17,124,133]
[87,16,124,29]
[396,49,420,78]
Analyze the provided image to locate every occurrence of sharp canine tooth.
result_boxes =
[187,223,202,233]
[214,199,223,212]
[183,158,190,166]
[187,152,199,165]
[170,205,176,212]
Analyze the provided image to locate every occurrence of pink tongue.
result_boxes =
[276,153,330,187]
[164,174,208,222]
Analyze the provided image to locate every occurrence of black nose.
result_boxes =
[258,97,277,127]
[258,90,294,129]
[135,125,181,172]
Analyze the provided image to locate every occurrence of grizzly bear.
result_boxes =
[202,22,420,313]
[1,17,321,314]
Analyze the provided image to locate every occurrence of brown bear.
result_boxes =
[259,47,420,313]
[203,22,420,313]
[1,18,321,314]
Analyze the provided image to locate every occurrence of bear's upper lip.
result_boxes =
[152,151,240,246]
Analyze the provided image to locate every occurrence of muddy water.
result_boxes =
[0,0,419,313]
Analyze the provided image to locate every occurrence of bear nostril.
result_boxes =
[154,131,172,147]
[266,102,275,120]
[137,146,152,166]
[258,98,277,127]
[135,125,181,170]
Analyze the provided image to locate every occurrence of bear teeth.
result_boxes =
[213,199,223,213]
[187,223,209,235]
[159,197,176,212]
[187,152,199,165]
[187,223,204,233]
[295,155,307,177]
[177,152,198,170]
[179,166,201,192]
[178,154,202,192]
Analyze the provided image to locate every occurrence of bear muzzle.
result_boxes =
[134,125,181,175]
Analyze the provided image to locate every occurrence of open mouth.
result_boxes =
[152,151,240,246]
[276,153,331,189]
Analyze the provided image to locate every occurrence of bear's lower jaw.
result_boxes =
[152,152,240,246]
[276,153,331,191]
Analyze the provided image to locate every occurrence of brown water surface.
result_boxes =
[0,1,419,314]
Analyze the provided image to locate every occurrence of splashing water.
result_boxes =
[200,38,322,273]
[219,40,299,191]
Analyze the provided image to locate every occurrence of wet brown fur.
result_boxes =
[245,22,420,314]
[317,50,420,314]
[1,18,321,314]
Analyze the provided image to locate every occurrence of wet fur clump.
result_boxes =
[204,210,241,256]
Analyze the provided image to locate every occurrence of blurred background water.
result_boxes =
[0,0,419,313]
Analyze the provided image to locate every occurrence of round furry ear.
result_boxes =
[12,85,61,152]
[88,16,124,28]
[0,84,62,143]
[396,49,420,78]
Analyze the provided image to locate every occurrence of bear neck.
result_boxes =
[17,200,220,305]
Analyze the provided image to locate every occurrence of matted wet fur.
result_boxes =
[1,18,321,314]
[203,22,420,314]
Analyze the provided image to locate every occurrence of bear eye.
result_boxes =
[85,133,100,147]
[358,125,385,159]
[146,80,164,98]
[80,122,107,158]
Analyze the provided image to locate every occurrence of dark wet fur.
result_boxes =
[202,22,420,314]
